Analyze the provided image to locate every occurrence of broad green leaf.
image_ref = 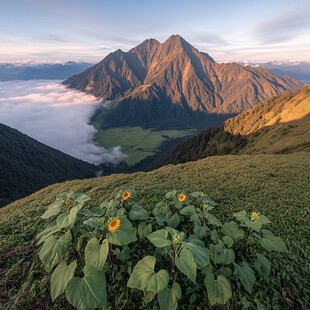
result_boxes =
[78,209,94,217]
[259,230,288,253]
[83,218,99,229]
[165,227,185,240]
[233,210,248,222]
[39,230,72,272]
[207,214,222,226]
[129,204,149,220]
[138,222,152,239]
[254,254,271,278]
[234,211,271,231]
[85,238,109,270]
[259,215,271,225]
[217,267,232,278]
[211,249,235,265]
[143,291,156,303]
[221,221,245,240]
[69,205,81,223]
[165,190,177,199]
[180,205,196,216]
[50,260,77,301]
[71,192,91,203]
[158,283,181,310]
[37,224,60,245]
[89,207,104,217]
[56,213,73,229]
[65,265,107,309]
[247,220,263,232]
[156,215,167,226]
[202,196,217,207]
[209,242,224,253]
[223,236,234,248]
[127,256,169,293]
[211,230,219,243]
[41,202,62,219]
[147,229,171,248]
[175,248,197,284]
[189,191,202,198]
[166,213,180,228]
[107,216,137,246]
[204,273,232,306]
[194,225,209,238]
[189,243,210,269]
[235,261,256,293]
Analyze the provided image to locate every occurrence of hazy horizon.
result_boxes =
[1,0,309,63]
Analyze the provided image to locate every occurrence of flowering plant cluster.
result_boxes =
[36,190,288,309]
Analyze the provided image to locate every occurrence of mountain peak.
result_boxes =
[165,34,189,45]
[130,38,160,53]
[63,35,304,128]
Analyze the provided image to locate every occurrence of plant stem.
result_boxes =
[243,227,253,257]
[70,228,80,262]
[170,245,177,284]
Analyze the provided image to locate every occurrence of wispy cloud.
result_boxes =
[0,80,127,164]
[252,7,310,44]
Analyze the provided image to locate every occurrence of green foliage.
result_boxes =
[95,126,196,165]
[35,189,289,309]
[204,273,232,306]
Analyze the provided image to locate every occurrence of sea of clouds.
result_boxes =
[0,80,127,165]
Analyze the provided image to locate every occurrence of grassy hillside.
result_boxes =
[225,86,310,154]
[0,123,97,207]
[94,126,196,165]
[1,153,309,309]
[160,87,310,166]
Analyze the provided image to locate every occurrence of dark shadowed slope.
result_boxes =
[0,123,97,207]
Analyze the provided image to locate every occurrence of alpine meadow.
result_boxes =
[0,1,309,310]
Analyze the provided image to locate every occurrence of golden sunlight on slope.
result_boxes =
[224,86,310,135]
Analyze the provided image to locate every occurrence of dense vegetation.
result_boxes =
[35,189,288,309]
[0,123,97,207]
[158,127,247,166]
[1,153,309,309]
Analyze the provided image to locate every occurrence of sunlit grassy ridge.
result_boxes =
[1,153,309,309]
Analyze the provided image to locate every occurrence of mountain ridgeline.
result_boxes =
[63,35,303,129]
[0,123,97,207]
[159,86,310,165]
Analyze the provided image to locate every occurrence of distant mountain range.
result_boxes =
[0,61,93,81]
[64,35,303,129]
[0,123,97,207]
[158,86,310,166]
[239,61,310,85]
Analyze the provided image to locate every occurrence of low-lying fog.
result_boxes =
[0,80,126,165]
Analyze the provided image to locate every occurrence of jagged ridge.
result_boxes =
[64,35,303,128]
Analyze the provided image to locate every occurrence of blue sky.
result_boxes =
[1,0,309,63]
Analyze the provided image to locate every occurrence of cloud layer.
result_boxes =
[0,80,127,164]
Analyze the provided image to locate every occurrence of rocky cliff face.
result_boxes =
[64,35,303,128]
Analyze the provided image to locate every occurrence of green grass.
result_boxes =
[1,153,309,309]
[94,126,197,165]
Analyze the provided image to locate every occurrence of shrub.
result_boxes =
[36,190,288,309]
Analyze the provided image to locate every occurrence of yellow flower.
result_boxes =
[122,191,131,200]
[178,193,186,202]
[250,211,260,222]
[172,235,181,245]
[108,218,121,233]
